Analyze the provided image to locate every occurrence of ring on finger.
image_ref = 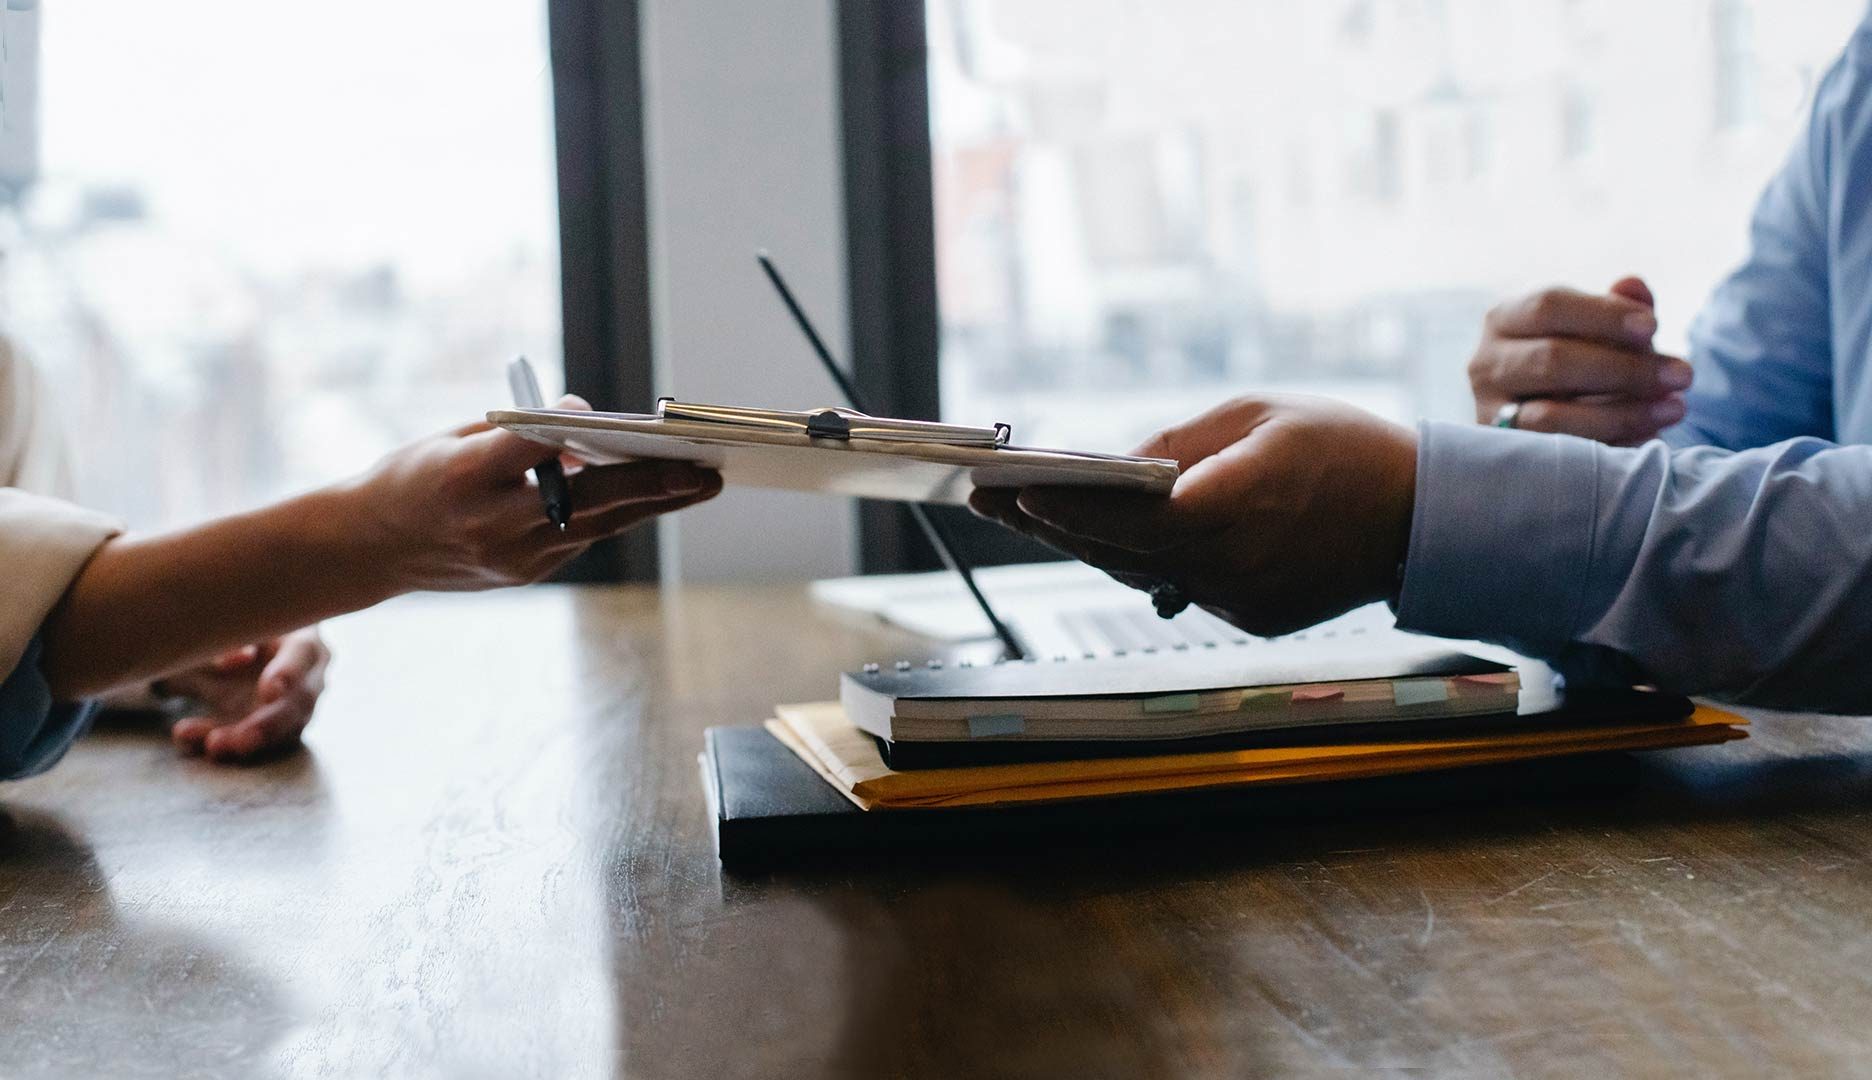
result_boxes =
[1492,402,1523,430]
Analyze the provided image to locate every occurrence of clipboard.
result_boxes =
[487,399,1179,505]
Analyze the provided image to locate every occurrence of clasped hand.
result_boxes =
[970,395,1418,636]
[1468,277,1694,444]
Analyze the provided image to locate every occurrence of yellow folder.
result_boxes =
[768,701,1748,811]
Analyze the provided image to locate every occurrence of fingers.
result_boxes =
[1472,280,1692,443]
[172,627,327,764]
[967,489,1164,574]
[159,639,275,710]
[978,398,1280,554]
[565,459,719,515]
[1010,487,1192,554]
[199,693,314,764]
[468,394,594,476]
[1129,397,1276,466]
[256,628,329,704]
[462,425,564,479]
[1609,275,1654,309]
[208,643,263,673]
[553,474,724,545]
[1479,338,1693,400]
[967,488,1018,520]
[1487,286,1657,344]
[1509,395,1687,445]
[551,397,595,467]
[170,717,217,756]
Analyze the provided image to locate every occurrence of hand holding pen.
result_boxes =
[498,357,724,541]
[508,356,576,529]
[47,386,727,701]
[497,357,724,546]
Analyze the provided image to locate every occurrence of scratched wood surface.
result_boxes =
[1,585,1870,1078]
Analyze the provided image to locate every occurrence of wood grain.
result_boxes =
[1,584,1869,1078]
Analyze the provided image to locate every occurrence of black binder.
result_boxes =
[699,724,1645,870]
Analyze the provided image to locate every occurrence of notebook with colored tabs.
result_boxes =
[768,699,1746,811]
[871,688,1693,769]
[840,635,1520,746]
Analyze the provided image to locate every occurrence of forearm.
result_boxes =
[1397,423,1872,711]
[40,481,397,699]
[34,411,718,701]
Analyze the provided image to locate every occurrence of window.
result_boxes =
[1714,0,1761,129]
[0,1,563,531]
[925,0,1862,455]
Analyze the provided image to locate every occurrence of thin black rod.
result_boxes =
[758,253,869,411]
[756,250,1028,660]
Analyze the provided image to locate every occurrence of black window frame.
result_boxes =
[838,0,1063,571]
[547,0,659,582]
[547,0,1056,579]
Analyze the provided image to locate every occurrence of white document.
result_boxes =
[487,407,1178,505]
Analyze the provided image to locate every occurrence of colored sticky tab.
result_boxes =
[1290,686,1344,704]
[966,713,1025,738]
[1237,688,1287,710]
[1143,693,1202,714]
[1393,678,1451,706]
[1454,672,1517,687]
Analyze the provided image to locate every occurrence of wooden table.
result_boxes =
[3,585,1871,1078]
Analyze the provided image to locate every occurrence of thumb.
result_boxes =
[1609,275,1655,309]
[556,394,593,468]
[472,393,587,476]
[208,643,262,673]
[1130,397,1280,468]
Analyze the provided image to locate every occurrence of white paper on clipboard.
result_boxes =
[486,405,1179,506]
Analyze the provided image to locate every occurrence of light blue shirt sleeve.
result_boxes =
[1666,27,1872,450]
[0,635,97,780]
[1397,422,1872,712]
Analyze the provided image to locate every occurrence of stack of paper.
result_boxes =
[768,701,1748,811]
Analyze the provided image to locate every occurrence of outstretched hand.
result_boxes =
[158,626,330,764]
[349,394,724,593]
[970,395,1418,636]
[41,398,726,703]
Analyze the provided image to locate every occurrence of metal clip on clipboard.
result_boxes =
[656,399,1012,448]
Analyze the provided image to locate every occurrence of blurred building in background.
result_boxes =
[0,0,560,531]
[1,0,1861,527]
[931,0,1865,451]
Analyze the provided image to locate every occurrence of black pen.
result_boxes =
[506,356,573,529]
[755,250,1028,660]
